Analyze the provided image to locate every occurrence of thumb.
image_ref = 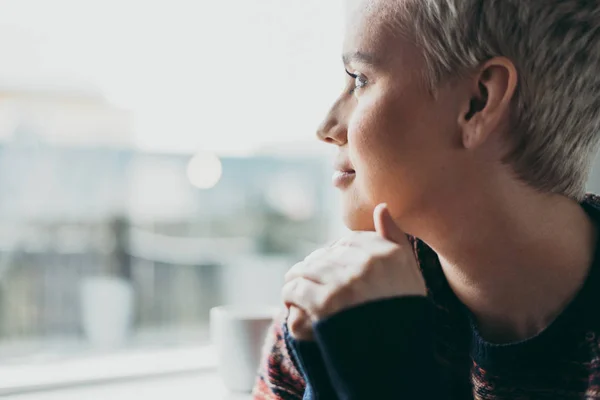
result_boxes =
[374,203,407,245]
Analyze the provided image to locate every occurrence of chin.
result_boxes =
[340,194,375,232]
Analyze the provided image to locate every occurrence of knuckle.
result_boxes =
[332,244,349,258]
[320,285,350,317]
[296,282,309,300]
[336,232,357,247]
[371,244,401,264]
[285,261,303,278]
[383,243,402,257]
[321,286,341,309]
[283,278,301,298]
[349,250,369,267]
[305,247,326,262]
[361,256,379,273]
[345,269,363,285]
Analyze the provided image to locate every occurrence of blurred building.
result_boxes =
[0,79,133,148]
[0,82,333,349]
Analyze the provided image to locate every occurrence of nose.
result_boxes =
[316,97,348,146]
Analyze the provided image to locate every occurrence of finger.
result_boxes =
[285,258,347,284]
[287,306,314,341]
[374,203,409,246]
[304,247,330,263]
[306,243,358,262]
[330,230,396,255]
[286,244,350,283]
[286,261,336,284]
[282,278,328,316]
[285,261,306,283]
[325,238,342,248]
[332,230,399,250]
[287,243,367,283]
[320,245,370,270]
[332,231,364,248]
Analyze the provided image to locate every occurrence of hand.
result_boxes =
[283,203,427,340]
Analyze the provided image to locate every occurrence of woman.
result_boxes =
[254,0,600,398]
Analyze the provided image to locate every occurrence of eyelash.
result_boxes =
[345,69,368,94]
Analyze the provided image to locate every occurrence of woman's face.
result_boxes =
[319,1,468,231]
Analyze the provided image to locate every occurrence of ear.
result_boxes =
[458,57,518,150]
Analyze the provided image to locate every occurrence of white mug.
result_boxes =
[80,276,134,348]
[210,305,279,393]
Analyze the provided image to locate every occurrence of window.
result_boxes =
[0,0,346,391]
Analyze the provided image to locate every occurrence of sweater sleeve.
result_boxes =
[284,326,340,400]
[252,311,307,400]
[313,296,450,400]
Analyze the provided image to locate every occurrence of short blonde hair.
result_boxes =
[398,0,600,200]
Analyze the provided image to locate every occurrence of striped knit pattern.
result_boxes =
[253,310,305,400]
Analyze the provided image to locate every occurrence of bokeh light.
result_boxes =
[186,152,223,189]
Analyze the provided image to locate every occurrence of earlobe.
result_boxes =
[462,122,483,149]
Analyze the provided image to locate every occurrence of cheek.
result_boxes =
[350,103,390,159]
[348,96,408,187]
[346,91,451,208]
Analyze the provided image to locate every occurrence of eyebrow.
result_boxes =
[342,51,379,66]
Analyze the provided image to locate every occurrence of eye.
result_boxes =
[354,74,367,89]
[345,69,368,94]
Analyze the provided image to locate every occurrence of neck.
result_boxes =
[409,186,597,343]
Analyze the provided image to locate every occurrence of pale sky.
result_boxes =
[0,0,346,155]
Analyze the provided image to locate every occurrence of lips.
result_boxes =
[332,170,355,188]
[333,158,355,175]
[332,156,356,188]
[332,155,356,188]
[333,170,355,179]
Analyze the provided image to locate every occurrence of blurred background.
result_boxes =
[2,0,600,397]
[0,0,349,368]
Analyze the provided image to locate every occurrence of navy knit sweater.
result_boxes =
[253,195,600,399]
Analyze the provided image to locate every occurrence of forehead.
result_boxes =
[343,0,413,66]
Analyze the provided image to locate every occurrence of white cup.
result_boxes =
[210,305,278,393]
[80,276,134,348]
